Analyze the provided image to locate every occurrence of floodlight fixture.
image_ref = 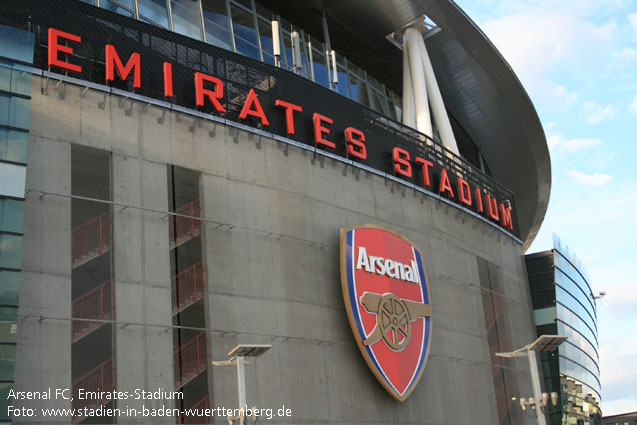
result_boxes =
[228,344,272,359]
[527,335,567,352]
[212,343,272,423]
[495,335,567,425]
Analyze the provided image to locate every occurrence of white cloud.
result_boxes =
[613,47,637,60]
[551,84,578,109]
[547,134,604,153]
[567,170,613,186]
[582,101,617,124]
[627,93,637,117]
[629,13,637,43]
[481,10,615,92]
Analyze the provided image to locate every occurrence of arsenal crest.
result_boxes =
[340,224,432,401]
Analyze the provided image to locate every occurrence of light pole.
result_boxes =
[212,344,272,425]
[496,335,567,425]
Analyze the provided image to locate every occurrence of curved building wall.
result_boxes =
[8,72,541,425]
[526,235,601,425]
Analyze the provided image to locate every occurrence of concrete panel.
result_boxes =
[19,85,538,425]
[29,79,81,144]
[14,272,72,423]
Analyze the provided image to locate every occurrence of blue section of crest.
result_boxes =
[414,249,429,304]
[412,248,431,393]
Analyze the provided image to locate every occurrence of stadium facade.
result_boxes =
[526,235,602,425]
[0,0,552,424]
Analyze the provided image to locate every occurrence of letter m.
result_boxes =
[500,204,514,231]
[105,44,141,88]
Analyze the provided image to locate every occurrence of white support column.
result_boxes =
[528,350,548,425]
[404,27,432,137]
[418,38,460,155]
[401,39,416,129]
[236,356,247,410]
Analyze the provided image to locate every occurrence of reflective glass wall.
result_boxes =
[525,234,601,425]
[80,0,402,120]
[0,24,34,425]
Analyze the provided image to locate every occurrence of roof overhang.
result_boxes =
[259,0,551,250]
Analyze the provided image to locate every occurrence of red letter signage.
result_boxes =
[345,127,367,160]
[48,28,82,73]
[313,113,335,149]
[275,100,302,135]
[457,177,471,206]
[486,194,499,220]
[415,157,433,187]
[439,169,454,198]
[163,62,173,98]
[500,204,513,230]
[393,147,412,178]
[195,72,226,113]
[105,44,141,88]
[239,89,269,126]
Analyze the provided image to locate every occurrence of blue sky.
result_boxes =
[454,0,637,415]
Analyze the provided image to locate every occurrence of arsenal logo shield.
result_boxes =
[340,224,432,401]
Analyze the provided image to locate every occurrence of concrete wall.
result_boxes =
[15,76,539,425]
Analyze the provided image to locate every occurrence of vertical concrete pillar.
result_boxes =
[112,155,174,424]
[14,136,72,423]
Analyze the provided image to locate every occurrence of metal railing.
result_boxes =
[71,211,111,269]
[178,395,210,424]
[172,261,205,315]
[72,280,113,342]
[170,199,201,248]
[174,331,207,388]
[72,357,114,423]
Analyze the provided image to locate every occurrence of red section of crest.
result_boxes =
[353,228,425,396]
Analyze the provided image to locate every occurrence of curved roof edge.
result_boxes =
[244,0,551,250]
[421,0,551,251]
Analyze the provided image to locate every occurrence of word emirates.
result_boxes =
[47,28,514,232]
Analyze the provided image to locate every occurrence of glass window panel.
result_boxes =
[138,0,170,28]
[230,4,259,60]
[0,307,17,344]
[0,383,13,421]
[311,48,329,89]
[202,0,232,50]
[0,345,15,381]
[0,65,9,93]
[171,0,203,40]
[0,163,25,198]
[257,18,277,65]
[349,72,369,107]
[9,64,32,96]
[334,65,350,98]
[0,235,21,269]
[0,199,24,233]
[0,129,27,164]
[369,88,389,115]
[281,30,294,71]
[0,94,30,130]
[0,25,35,64]
[0,271,19,305]
[101,0,136,18]
[231,0,252,10]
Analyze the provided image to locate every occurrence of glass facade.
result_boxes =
[526,234,602,425]
[0,24,33,425]
[90,0,401,118]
